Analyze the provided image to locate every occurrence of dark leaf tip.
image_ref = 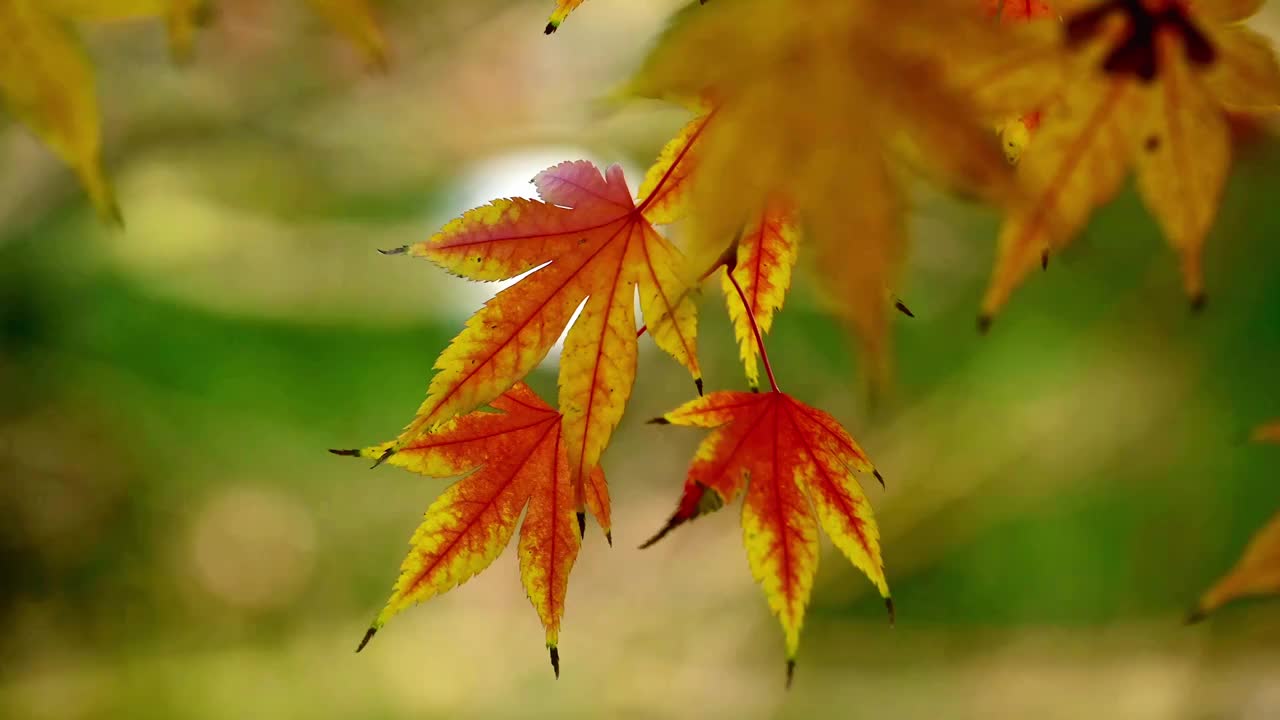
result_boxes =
[355,626,377,653]
[549,645,560,677]
[329,448,361,457]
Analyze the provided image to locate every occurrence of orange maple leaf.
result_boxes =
[968,0,1280,325]
[642,271,889,686]
[332,382,609,676]
[1186,419,1280,621]
[643,388,890,685]
[381,157,701,509]
[624,0,1022,383]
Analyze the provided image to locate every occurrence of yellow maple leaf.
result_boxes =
[623,0,1022,381]
[970,0,1280,324]
[0,0,120,223]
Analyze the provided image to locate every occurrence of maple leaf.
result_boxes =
[623,0,1022,381]
[331,382,608,676]
[642,269,888,686]
[0,0,120,222]
[970,0,1280,326]
[1186,421,1280,622]
[380,159,701,509]
[642,388,890,685]
[721,200,800,390]
[1189,510,1280,622]
[304,0,389,70]
[981,0,1057,163]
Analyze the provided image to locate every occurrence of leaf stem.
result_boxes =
[725,267,780,393]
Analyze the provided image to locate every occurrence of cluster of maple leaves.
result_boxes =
[8,0,1280,685]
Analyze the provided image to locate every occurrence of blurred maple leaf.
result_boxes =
[643,386,890,685]
[1189,510,1280,622]
[981,0,1057,163]
[1186,420,1280,622]
[2,0,387,221]
[970,0,1280,325]
[332,382,609,676]
[623,0,1023,384]
[379,159,702,506]
[0,0,121,222]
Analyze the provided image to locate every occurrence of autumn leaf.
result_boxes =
[1186,421,1280,621]
[0,0,120,222]
[305,0,389,70]
[984,0,1056,21]
[643,388,890,685]
[981,0,1056,163]
[544,0,586,34]
[972,0,1280,325]
[642,266,888,686]
[721,200,799,389]
[624,0,1022,381]
[1189,510,1280,622]
[1252,420,1280,445]
[380,159,701,509]
[331,382,608,676]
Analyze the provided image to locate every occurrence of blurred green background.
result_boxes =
[3,1,1280,718]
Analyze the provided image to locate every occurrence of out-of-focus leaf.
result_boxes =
[306,0,389,70]
[0,0,119,222]
[1191,511,1280,622]
[977,0,1280,324]
[624,0,1021,381]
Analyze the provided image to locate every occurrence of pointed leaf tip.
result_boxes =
[355,626,377,653]
[576,511,586,540]
[1190,293,1207,314]
[544,22,557,34]
[329,448,361,457]
[549,646,560,678]
[695,377,704,396]
[605,530,613,546]
[647,417,671,425]
[639,515,683,549]
[377,246,407,255]
[1041,251,1049,270]
[785,659,796,689]
[1185,607,1208,625]
[894,299,915,318]
[873,468,884,488]
[886,597,896,627]
[977,315,993,335]
[372,447,395,468]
